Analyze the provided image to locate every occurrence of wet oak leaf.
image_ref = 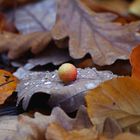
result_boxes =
[0,31,52,59]
[52,0,140,65]
[0,70,18,104]
[15,68,116,111]
[130,45,140,80]
[86,77,140,132]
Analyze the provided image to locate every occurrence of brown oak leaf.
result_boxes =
[86,77,140,132]
[7,0,57,34]
[15,68,116,111]
[0,31,51,59]
[7,106,92,140]
[0,115,18,140]
[52,0,140,65]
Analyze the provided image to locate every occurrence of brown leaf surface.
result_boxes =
[86,77,140,132]
[15,68,116,111]
[24,46,71,70]
[0,69,18,104]
[46,123,99,140]
[52,0,140,65]
[46,122,140,140]
[0,115,18,140]
[8,0,57,34]
[7,106,92,140]
[0,31,51,59]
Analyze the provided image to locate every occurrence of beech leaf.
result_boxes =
[52,0,140,65]
[86,77,140,132]
[16,68,116,111]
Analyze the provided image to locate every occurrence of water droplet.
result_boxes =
[41,79,45,82]
[85,82,98,89]
[44,81,51,85]
[24,82,29,86]
[35,85,39,87]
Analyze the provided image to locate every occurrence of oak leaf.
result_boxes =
[46,123,140,140]
[24,46,71,70]
[7,106,92,140]
[0,69,18,104]
[8,0,57,34]
[15,68,116,111]
[0,115,18,140]
[86,77,140,132]
[52,0,140,65]
[0,31,51,59]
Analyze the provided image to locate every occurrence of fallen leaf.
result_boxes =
[52,0,140,65]
[114,133,140,140]
[0,115,18,140]
[87,0,130,16]
[129,0,140,17]
[7,106,92,140]
[0,31,52,59]
[24,46,71,70]
[46,123,140,140]
[103,118,122,138]
[86,77,140,132]
[0,69,18,104]
[46,123,99,140]
[7,0,57,34]
[130,45,140,80]
[15,67,116,111]
[0,13,17,32]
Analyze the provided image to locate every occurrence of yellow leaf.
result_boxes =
[0,70,18,104]
[85,77,140,132]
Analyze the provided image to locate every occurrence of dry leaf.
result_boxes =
[15,68,116,111]
[7,106,92,140]
[86,77,140,132]
[114,133,140,140]
[0,13,17,32]
[0,31,51,59]
[0,115,18,140]
[8,0,57,34]
[46,123,99,140]
[103,118,122,138]
[129,0,140,16]
[24,46,71,70]
[46,123,140,140]
[88,0,130,16]
[130,45,140,80]
[0,69,18,104]
[52,0,140,65]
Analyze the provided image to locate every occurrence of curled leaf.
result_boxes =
[86,77,140,132]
